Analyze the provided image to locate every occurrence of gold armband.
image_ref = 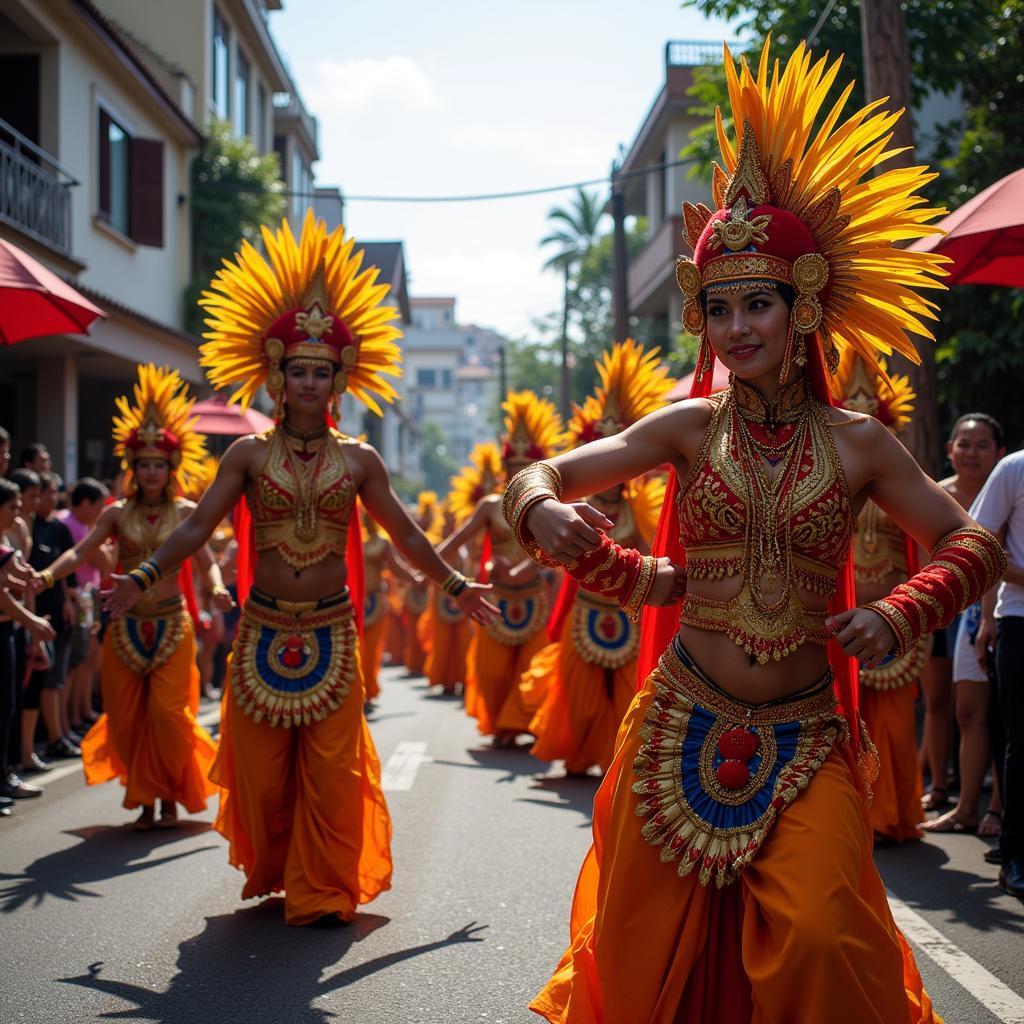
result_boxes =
[502,462,563,549]
[39,569,55,590]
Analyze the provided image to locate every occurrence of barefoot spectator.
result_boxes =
[921,414,1004,812]
[974,449,1024,897]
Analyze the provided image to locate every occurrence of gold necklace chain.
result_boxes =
[281,432,327,543]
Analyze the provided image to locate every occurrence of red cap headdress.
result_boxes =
[675,40,950,396]
[500,390,567,472]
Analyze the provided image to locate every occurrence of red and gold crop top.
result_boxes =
[246,426,357,570]
[118,498,181,571]
[675,377,853,663]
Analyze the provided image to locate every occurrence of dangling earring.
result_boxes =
[330,392,341,425]
[694,330,713,389]
[779,316,797,384]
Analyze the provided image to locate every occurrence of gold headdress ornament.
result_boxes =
[675,39,950,389]
[568,339,676,445]
[832,347,916,432]
[449,442,503,524]
[415,490,440,534]
[111,364,207,499]
[198,209,403,421]
[501,390,567,471]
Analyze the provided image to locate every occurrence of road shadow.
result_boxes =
[432,743,547,785]
[0,822,216,913]
[59,903,486,1022]
[877,837,1024,935]
[517,774,600,826]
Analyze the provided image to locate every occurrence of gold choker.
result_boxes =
[732,376,809,427]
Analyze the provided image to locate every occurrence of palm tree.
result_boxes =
[540,188,604,417]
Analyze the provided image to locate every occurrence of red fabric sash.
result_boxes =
[546,575,578,642]
[636,336,861,754]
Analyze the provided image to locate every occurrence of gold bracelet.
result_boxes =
[211,584,230,598]
[39,568,55,590]
[441,570,468,595]
[502,463,563,548]
[623,555,658,622]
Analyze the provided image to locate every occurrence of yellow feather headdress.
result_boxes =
[111,364,207,497]
[183,454,219,503]
[675,39,950,390]
[831,347,915,432]
[568,339,675,446]
[198,209,403,420]
[449,442,503,524]
[501,390,567,470]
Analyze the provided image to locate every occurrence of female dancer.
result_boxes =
[439,392,566,745]
[104,213,496,925]
[526,340,670,775]
[401,492,437,677]
[838,352,925,843]
[505,43,1003,1022]
[42,365,223,829]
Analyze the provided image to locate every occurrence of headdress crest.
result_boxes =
[198,209,403,421]
[449,443,503,524]
[501,391,567,470]
[111,364,207,498]
[568,339,675,445]
[675,40,950,391]
[832,348,915,432]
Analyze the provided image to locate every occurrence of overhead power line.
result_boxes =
[200,155,699,204]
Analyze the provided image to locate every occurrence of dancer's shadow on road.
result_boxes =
[877,838,1024,934]
[0,822,216,913]
[432,743,546,785]
[517,774,599,826]
[59,901,486,1023]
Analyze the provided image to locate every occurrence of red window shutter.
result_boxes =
[130,137,164,247]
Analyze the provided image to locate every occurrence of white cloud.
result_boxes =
[304,56,441,115]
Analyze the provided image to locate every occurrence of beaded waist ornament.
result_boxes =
[860,636,929,692]
[232,588,357,728]
[572,590,639,670]
[632,640,848,888]
[109,597,187,676]
[486,579,550,646]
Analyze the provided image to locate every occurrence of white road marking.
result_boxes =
[381,741,431,791]
[888,892,1024,1023]
[29,707,222,789]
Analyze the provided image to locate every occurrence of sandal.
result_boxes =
[133,805,155,832]
[921,787,949,812]
[921,811,977,834]
[978,809,1002,838]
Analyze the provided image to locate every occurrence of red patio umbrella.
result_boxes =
[911,166,1024,286]
[191,394,274,436]
[0,238,106,343]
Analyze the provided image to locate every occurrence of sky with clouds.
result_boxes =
[270,0,732,339]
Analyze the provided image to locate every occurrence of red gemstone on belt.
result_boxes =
[718,727,759,761]
[281,635,305,668]
[716,759,751,789]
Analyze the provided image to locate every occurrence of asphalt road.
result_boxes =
[2,666,1022,1024]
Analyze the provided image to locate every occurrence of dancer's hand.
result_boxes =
[102,574,143,619]
[647,558,687,606]
[454,581,500,625]
[828,608,897,669]
[210,588,236,613]
[27,614,56,644]
[976,614,996,672]
[524,500,612,562]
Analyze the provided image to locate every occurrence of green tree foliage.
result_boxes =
[681,0,1024,452]
[185,120,287,334]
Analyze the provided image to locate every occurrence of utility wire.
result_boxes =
[808,0,842,46]
[199,155,699,204]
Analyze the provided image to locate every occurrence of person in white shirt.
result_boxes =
[974,450,1024,896]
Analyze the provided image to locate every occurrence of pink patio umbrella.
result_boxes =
[0,238,106,343]
[667,357,731,401]
[911,166,1024,286]
[191,394,274,436]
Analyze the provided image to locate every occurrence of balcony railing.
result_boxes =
[0,118,78,257]
[665,40,732,68]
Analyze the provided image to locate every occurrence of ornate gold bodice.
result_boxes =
[246,426,357,570]
[853,499,908,586]
[117,498,181,571]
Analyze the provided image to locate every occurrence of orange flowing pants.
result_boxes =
[860,682,924,843]
[211,649,393,926]
[82,618,217,812]
[403,610,427,676]
[471,627,548,736]
[360,611,386,702]
[426,607,470,692]
[531,675,942,1024]
[528,618,637,774]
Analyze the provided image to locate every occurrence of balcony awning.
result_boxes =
[0,238,106,345]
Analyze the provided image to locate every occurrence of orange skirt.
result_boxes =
[360,607,387,702]
[528,610,638,774]
[471,627,549,736]
[212,620,392,926]
[531,652,942,1024]
[82,615,217,812]
[859,681,924,843]
[425,602,470,691]
[403,609,428,675]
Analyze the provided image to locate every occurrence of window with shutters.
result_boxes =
[97,106,164,248]
[212,9,230,119]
